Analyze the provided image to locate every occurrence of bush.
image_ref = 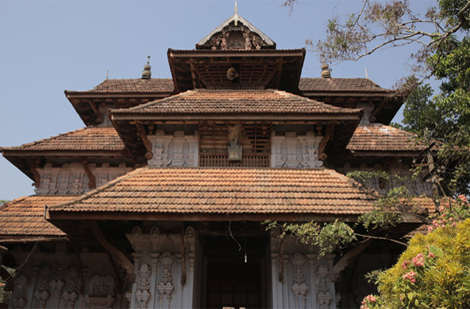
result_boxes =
[362,218,470,308]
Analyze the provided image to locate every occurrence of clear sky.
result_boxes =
[0,0,435,200]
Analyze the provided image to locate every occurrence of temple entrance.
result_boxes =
[200,234,268,309]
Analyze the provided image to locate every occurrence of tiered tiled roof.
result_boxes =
[0,196,76,237]
[347,124,427,152]
[65,77,390,94]
[66,78,174,93]
[299,78,387,92]
[48,167,379,216]
[1,127,124,152]
[111,89,361,115]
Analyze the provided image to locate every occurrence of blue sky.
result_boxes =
[0,0,435,200]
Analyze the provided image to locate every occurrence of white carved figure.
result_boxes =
[291,253,309,309]
[136,264,151,309]
[316,264,333,309]
[157,252,174,308]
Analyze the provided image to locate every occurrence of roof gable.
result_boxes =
[196,11,275,50]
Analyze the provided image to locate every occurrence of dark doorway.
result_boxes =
[200,235,268,309]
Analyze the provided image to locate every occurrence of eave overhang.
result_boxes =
[167,48,305,94]
[65,91,175,126]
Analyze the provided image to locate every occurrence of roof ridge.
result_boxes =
[47,167,148,212]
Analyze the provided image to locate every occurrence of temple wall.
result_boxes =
[269,235,339,309]
[35,162,133,195]
[147,130,199,167]
[271,131,324,168]
[9,243,128,309]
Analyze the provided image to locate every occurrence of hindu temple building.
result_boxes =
[0,7,434,309]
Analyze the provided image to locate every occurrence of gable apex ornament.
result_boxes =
[196,5,276,50]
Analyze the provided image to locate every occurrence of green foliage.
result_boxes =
[264,220,356,257]
[366,219,470,308]
[0,200,9,206]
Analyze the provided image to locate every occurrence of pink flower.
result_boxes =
[412,253,425,267]
[365,295,377,303]
[402,260,410,269]
[403,271,417,283]
[428,252,435,258]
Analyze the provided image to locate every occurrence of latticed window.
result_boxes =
[199,122,270,167]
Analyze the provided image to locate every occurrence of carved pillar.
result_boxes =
[157,252,174,309]
[11,275,28,309]
[316,264,333,309]
[291,253,309,309]
[307,254,318,308]
[33,266,51,309]
[136,264,151,309]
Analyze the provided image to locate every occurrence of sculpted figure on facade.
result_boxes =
[84,275,115,309]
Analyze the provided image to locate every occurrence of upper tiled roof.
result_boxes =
[2,127,124,152]
[299,78,388,93]
[111,89,361,115]
[66,78,175,94]
[0,195,76,237]
[65,78,390,94]
[49,167,378,215]
[347,124,426,152]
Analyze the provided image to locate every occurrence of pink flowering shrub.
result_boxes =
[365,219,470,308]
[360,294,377,309]
[427,195,470,232]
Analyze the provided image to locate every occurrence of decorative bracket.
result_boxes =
[81,159,96,189]
[87,100,104,124]
[28,158,41,188]
[136,123,153,160]
[318,123,335,161]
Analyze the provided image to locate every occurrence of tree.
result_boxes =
[296,0,470,195]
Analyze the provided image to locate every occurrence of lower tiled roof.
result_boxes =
[347,124,427,152]
[49,167,379,215]
[299,78,386,92]
[2,126,124,152]
[0,195,77,237]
